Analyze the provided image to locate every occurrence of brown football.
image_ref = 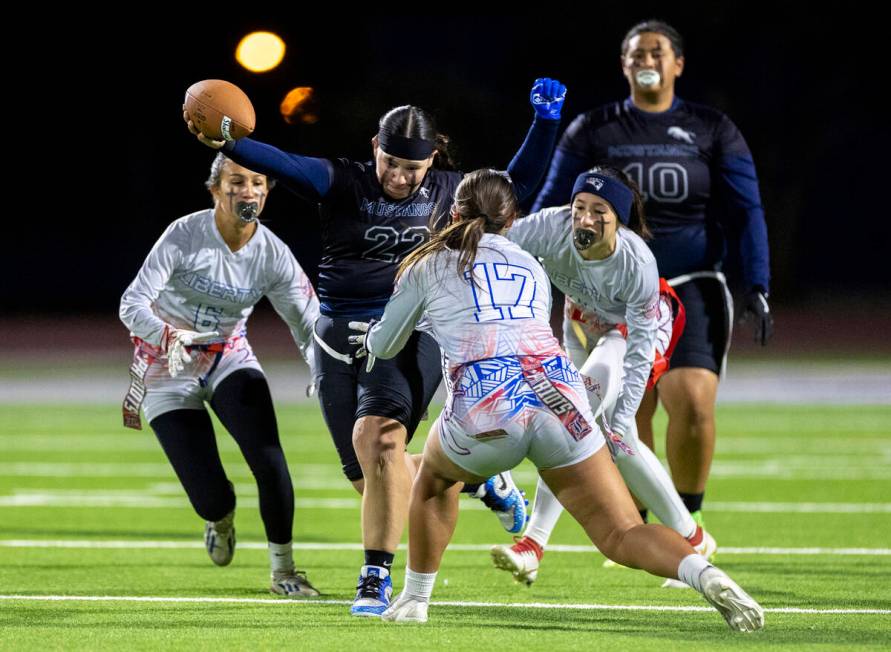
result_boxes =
[184,79,255,141]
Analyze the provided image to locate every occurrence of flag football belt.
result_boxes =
[121,332,244,430]
[566,278,686,389]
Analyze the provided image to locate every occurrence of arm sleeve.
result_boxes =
[119,223,182,345]
[505,117,561,202]
[365,265,427,360]
[611,258,660,435]
[714,116,771,293]
[265,246,321,371]
[531,114,594,211]
[224,138,335,203]
[506,207,566,258]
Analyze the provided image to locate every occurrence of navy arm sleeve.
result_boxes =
[505,117,560,203]
[714,117,771,293]
[531,113,593,211]
[224,138,334,202]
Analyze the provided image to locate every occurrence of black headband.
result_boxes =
[378,131,435,160]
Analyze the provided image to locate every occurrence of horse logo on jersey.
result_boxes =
[667,126,696,144]
[419,187,430,198]
[586,178,605,191]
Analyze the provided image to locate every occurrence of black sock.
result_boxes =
[679,492,704,514]
[639,509,648,523]
[364,550,394,572]
[462,482,482,494]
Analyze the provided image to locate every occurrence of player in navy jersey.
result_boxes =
[184,78,567,616]
[532,21,773,526]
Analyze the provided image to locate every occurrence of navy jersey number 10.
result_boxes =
[464,262,537,322]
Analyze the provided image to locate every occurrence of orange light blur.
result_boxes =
[281,86,319,125]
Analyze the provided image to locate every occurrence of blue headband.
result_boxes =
[378,131,435,160]
[571,172,633,225]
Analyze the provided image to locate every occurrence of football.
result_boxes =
[184,79,255,142]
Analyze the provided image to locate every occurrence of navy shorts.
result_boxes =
[669,276,732,375]
[314,314,442,480]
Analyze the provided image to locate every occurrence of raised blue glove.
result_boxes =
[530,78,567,121]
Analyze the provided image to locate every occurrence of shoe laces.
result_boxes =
[357,573,385,599]
[511,536,543,560]
[275,569,310,583]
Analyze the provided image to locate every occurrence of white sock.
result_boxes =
[677,553,712,592]
[269,541,294,574]
[403,567,437,602]
[523,478,563,548]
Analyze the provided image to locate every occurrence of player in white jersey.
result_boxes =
[348,170,763,631]
[119,153,320,598]
[492,167,715,587]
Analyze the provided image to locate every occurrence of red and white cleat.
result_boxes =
[491,536,544,586]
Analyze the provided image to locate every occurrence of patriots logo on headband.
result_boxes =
[586,177,604,191]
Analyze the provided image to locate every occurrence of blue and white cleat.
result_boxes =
[350,565,393,617]
[204,509,235,567]
[474,472,528,534]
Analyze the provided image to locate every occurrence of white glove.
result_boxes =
[165,329,221,378]
[347,321,376,372]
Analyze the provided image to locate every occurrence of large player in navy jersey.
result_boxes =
[184,78,566,616]
[533,21,772,528]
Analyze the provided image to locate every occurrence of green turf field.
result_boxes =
[1,404,889,650]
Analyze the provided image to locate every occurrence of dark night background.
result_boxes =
[6,10,888,354]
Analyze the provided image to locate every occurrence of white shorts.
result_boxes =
[438,354,604,478]
[138,336,263,423]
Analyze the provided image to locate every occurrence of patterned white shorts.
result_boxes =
[437,354,604,477]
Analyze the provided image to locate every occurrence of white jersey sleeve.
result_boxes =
[365,263,427,360]
[264,235,320,370]
[119,220,184,346]
[611,256,660,435]
[506,206,569,258]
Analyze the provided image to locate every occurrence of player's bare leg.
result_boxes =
[347,453,426,496]
[350,415,412,616]
[383,423,487,623]
[408,427,485,572]
[540,446,689,576]
[353,416,412,552]
[539,447,763,632]
[658,368,718,495]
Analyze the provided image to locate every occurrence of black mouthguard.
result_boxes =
[237,202,259,223]
[573,228,596,251]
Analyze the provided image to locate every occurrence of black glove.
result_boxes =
[740,288,774,346]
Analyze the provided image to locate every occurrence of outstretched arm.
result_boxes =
[505,78,566,202]
[184,110,333,202]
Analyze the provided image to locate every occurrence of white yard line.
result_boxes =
[1,540,889,556]
[0,594,886,615]
[2,492,889,513]
[2,460,889,481]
